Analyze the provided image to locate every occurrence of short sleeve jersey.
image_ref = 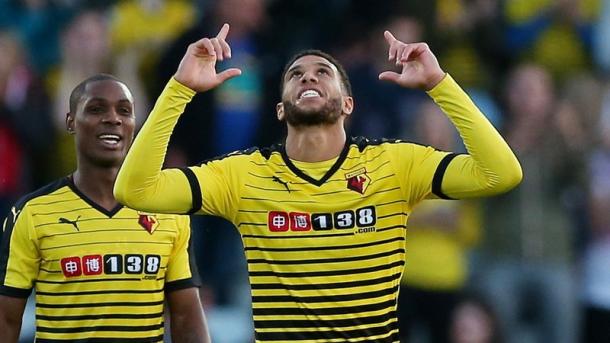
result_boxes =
[0,177,199,342]
[181,136,452,343]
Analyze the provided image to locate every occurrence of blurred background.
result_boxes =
[2,0,610,342]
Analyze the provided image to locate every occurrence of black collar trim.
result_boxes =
[66,176,123,217]
[280,137,351,187]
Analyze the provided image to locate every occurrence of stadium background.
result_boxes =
[1,0,609,342]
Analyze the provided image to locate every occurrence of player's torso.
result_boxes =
[235,142,409,342]
[28,184,179,341]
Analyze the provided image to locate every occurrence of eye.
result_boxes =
[290,70,302,78]
[318,68,330,75]
[87,105,104,114]
[118,107,133,116]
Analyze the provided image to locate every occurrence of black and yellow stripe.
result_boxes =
[181,136,447,342]
[0,177,198,341]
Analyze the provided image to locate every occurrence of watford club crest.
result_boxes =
[138,213,159,234]
[345,168,371,194]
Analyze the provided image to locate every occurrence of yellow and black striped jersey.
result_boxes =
[114,75,522,343]
[179,136,451,342]
[0,177,199,342]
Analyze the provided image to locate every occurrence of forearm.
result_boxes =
[114,78,196,213]
[0,295,26,343]
[427,75,522,198]
[168,288,211,343]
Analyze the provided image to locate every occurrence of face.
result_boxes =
[277,55,353,127]
[66,80,135,168]
[450,302,494,343]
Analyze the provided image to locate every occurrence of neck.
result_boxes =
[285,124,346,162]
[72,164,120,211]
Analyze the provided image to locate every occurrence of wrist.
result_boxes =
[425,71,447,91]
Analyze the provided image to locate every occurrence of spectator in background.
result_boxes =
[503,0,599,82]
[0,0,75,75]
[49,10,111,179]
[340,15,429,139]
[433,0,506,129]
[398,100,482,343]
[479,64,579,343]
[153,0,269,317]
[580,82,610,343]
[449,293,504,343]
[109,0,197,125]
[0,31,53,216]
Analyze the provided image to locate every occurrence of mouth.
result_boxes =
[97,133,122,148]
[297,88,323,102]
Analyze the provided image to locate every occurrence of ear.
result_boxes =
[342,96,354,116]
[66,112,75,134]
[276,102,285,121]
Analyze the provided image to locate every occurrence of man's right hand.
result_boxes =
[173,23,242,92]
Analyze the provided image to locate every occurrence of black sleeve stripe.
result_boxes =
[432,153,459,200]
[179,167,202,215]
[0,285,32,298]
[165,278,199,293]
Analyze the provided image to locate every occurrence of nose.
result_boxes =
[300,70,318,84]
[102,109,122,125]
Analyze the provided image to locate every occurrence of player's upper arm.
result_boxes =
[385,142,449,205]
[188,155,243,220]
[440,152,523,199]
[0,205,39,297]
[165,215,200,292]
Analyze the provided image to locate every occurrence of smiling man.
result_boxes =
[115,24,522,342]
[0,74,210,343]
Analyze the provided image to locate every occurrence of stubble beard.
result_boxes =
[282,97,343,127]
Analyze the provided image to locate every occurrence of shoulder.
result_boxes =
[10,178,71,214]
[198,144,284,165]
[2,178,70,233]
[350,136,420,152]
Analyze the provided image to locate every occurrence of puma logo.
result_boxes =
[272,176,290,193]
[10,207,21,225]
[59,216,81,231]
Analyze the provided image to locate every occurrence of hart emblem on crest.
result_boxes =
[138,213,159,234]
[345,168,371,194]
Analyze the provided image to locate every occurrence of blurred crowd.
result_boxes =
[2,0,610,342]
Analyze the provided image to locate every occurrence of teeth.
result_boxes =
[300,90,320,99]
[99,134,120,143]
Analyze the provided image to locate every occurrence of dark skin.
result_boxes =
[0,79,210,343]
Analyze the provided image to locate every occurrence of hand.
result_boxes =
[174,23,242,92]
[378,31,445,91]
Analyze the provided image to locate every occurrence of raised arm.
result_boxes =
[379,31,522,198]
[114,24,241,213]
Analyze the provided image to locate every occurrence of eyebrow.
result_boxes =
[85,97,132,104]
[286,61,335,76]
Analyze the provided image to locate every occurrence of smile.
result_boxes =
[300,89,321,99]
[98,134,121,146]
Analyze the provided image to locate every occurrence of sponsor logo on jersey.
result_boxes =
[60,254,162,278]
[267,206,377,233]
[345,168,371,194]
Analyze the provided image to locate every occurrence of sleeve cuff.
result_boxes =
[168,77,197,98]
[165,278,201,293]
[426,73,458,98]
[0,285,32,298]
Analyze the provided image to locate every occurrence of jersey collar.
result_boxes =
[66,176,123,217]
[279,137,351,186]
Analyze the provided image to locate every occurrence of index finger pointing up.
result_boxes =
[384,30,397,45]
[217,23,230,40]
